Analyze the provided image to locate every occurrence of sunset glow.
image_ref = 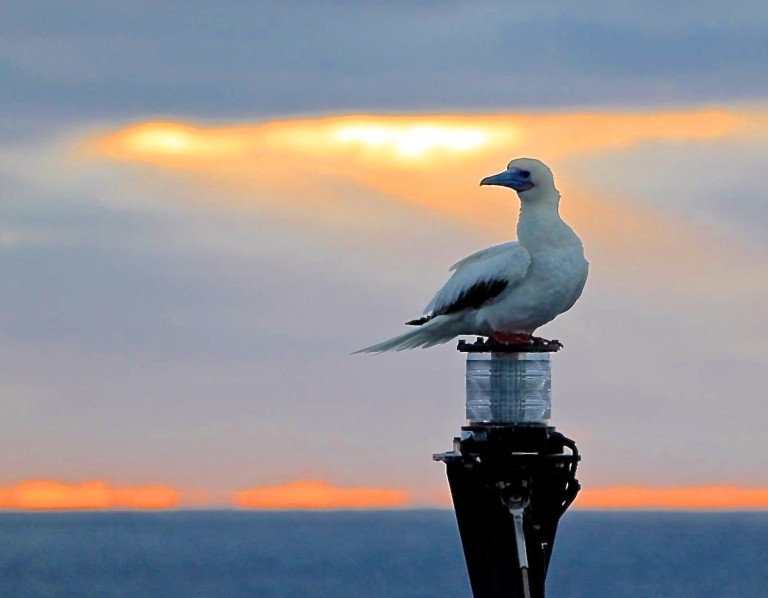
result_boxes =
[576,486,768,510]
[87,108,765,290]
[0,480,180,511]
[94,109,746,168]
[233,480,410,510]
[90,109,751,228]
[0,481,765,510]
[335,124,490,157]
[98,122,245,161]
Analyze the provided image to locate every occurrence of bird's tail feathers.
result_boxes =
[353,316,464,354]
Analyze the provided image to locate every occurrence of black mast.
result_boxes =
[435,338,581,598]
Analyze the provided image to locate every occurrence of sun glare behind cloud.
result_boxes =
[95,109,745,169]
[335,124,490,157]
[88,109,760,275]
[98,122,245,161]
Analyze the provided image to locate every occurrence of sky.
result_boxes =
[1,1,768,510]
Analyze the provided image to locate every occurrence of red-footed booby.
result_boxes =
[356,158,588,353]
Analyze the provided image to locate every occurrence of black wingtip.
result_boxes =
[405,315,432,326]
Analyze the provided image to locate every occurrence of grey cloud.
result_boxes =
[566,135,768,250]
[2,1,768,138]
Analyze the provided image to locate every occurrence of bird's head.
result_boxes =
[480,158,556,200]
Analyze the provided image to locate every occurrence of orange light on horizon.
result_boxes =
[576,486,768,510]
[0,480,180,511]
[233,480,410,510]
[0,481,765,511]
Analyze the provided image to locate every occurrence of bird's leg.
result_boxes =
[491,332,533,344]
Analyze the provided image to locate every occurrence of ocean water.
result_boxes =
[0,510,766,597]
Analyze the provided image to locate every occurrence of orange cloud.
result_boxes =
[86,108,768,307]
[90,110,746,217]
[95,109,743,165]
[86,109,748,241]
[576,486,768,510]
[233,480,410,510]
[0,480,179,511]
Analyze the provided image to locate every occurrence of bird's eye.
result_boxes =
[519,170,530,179]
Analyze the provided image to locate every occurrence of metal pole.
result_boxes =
[506,498,531,598]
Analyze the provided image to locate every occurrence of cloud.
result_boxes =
[88,109,768,310]
[0,480,179,510]
[94,109,743,166]
[3,0,768,133]
[233,480,410,510]
[88,109,746,240]
[575,486,768,510]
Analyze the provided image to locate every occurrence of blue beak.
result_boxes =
[480,168,533,192]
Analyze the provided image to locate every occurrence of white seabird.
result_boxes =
[356,158,588,353]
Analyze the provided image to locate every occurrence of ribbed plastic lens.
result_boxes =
[465,352,551,424]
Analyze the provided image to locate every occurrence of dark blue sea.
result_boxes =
[0,510,765,597]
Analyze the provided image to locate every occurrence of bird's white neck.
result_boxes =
[516,190,576,251]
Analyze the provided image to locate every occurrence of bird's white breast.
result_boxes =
[478,246,588,334]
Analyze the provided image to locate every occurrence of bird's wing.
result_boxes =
[448,241,519,271]
[424,242,531,316]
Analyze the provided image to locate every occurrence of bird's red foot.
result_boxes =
[491,332,533,344]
